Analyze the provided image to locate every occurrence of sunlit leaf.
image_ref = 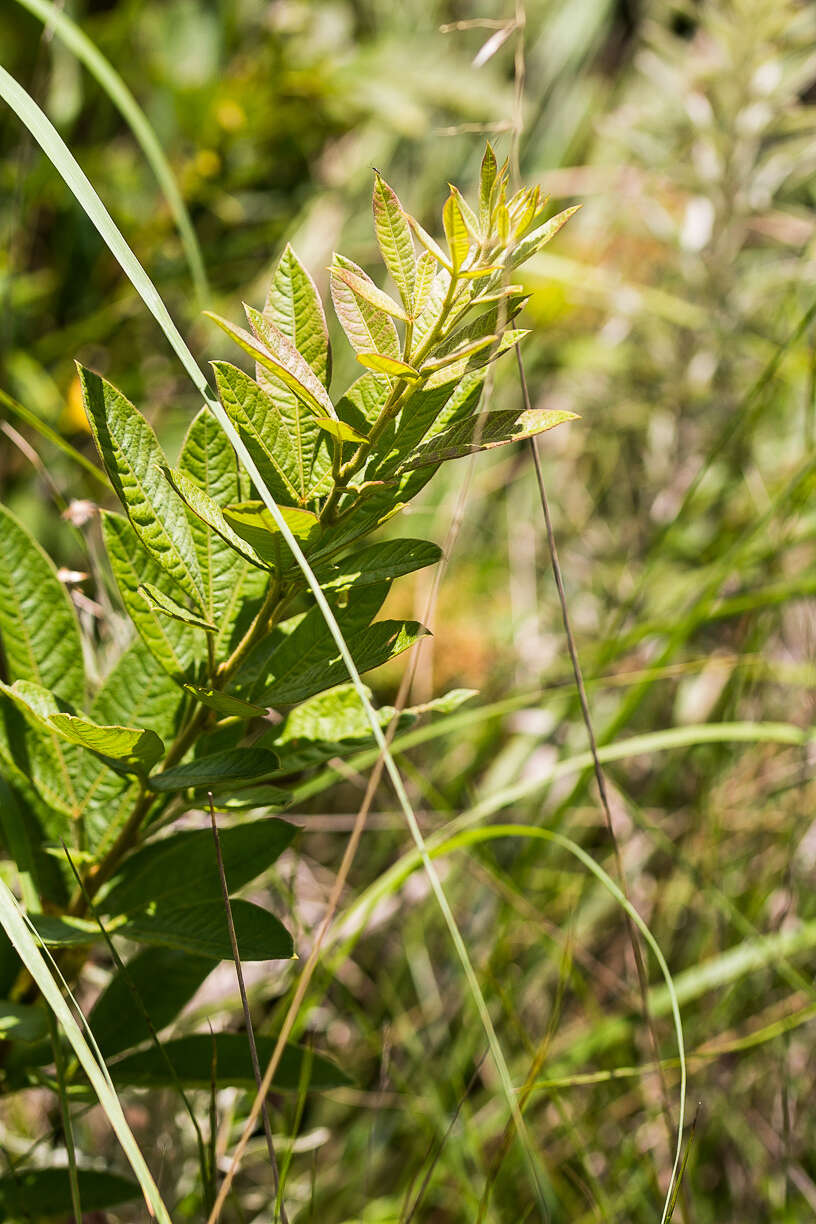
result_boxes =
[479,142,498,230]
[101,510,204,677]
[330,255,400,359]
[162,466,273,571]
[356,352,420,381]
[139,582,215,632]
[510,205,581,267]
[0,503,84,708]
[373,173,417,312]
[79,366,205,608]
[178,406,256,649]
[259,244,333,499]
[206,311,336,423]
[402,408,578,469]
[443,191,471,272]
[331,261,409,323]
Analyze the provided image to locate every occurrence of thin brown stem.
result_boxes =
[518,345,684,1209]
[208,796,287,1223]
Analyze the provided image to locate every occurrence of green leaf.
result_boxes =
[263,243,331,384]
[336,371,391,435]
[233,583,389,696]
[373,173,416,312]
[443,191,471,272]
[122,899,292,961]
[247,304,338,419]
[206,311,336,424]
[331,261,409,323]
[402,408,578,470]
[243,616,429,707]
[49,712,164,774]
[0,775,62,909]
[413,250,437,317]
[369,372,487,478]
[139,582,216,632]
[162,466,273,571]
[183,686,267,718]
[406,213,452,271]
[207,785,292,811]
[449,185,480,243]
[0,1000,48,1042]
[78,640,182,857]
[479,143,498,230]
[258,244,333,500]
[79,366,205,608]
[356,351,420,381]
[30,914,104,946]
[101,510,204,678]
[423,329,529,390]
[110,1033,349,1091]
[178,407,252,646]
[315,417,367,444]
[272,683,476,749]
[211,360,302,505]
[420,334,499,375]
[0,1169,140,1218]
[0,502,84,707]
[330,254,400,360]
[101,818,296,914]
[147,747,280,793]
[223,500,321,567]
[88,948,216,1058]
[510,205,581,267]
[317,538,441,590]
[0,681,81,831]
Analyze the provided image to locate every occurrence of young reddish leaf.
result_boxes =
[356,352,421,381]
[205,312,335,423]
[245,304,338,419]
[330,262,409,323]
[373,174,416,312]
[330,255,400,359]
[263,244,331,387]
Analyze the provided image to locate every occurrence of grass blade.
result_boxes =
[13,0,208,303]
[0,877,171,1222]
[0,386,110,488]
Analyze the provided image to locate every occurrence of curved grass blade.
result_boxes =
[0,878,171,1222]
[13,0,208,303]
[0,386,110,488]
[0,67,544,1216]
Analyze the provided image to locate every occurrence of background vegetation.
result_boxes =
[3,0,816,1220]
